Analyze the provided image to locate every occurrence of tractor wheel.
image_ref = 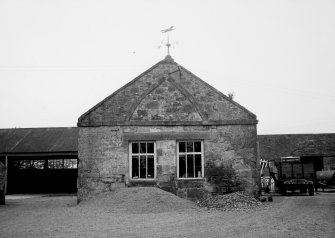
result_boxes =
[308,186,314,196]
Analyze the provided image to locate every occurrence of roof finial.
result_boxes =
[160,26,175,56]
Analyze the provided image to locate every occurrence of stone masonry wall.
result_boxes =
[78,124,258,202]
[77,126,127,201]
[131,80,202,121]
[205,125,258,196]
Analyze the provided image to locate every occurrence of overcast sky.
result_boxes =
[1,0,334,135]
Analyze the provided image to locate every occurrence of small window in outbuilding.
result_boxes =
[130,142,156,179]
[177,141,204,179]
[48,159,77,169]
[13,160,45,170]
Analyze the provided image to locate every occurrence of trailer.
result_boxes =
[278,156,314,196]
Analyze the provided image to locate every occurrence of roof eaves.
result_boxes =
[0,151,78,157]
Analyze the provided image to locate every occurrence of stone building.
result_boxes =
[77,55,259,201]
[0,127,78,194]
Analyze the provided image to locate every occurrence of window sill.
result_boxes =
[129,179,156,181]
[177,178,204,180]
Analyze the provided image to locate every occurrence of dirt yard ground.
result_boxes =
[0,188,334,238]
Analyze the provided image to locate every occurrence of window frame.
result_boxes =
[177,140,204,180]
[129,141,156,180]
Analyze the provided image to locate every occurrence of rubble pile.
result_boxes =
[197,191,265,211]
[79,187,196,214]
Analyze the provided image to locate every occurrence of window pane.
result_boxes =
[132,156,139,178]
[55,159,63,169]
[187,155,194,178]
[48,160,53,169]
[16,160,29,169]
[195,166,202,178]
[195,154,202,178]
[195,154,202,167]
[179,142,186,152]
[179,155,186,178]
[48,159,63,169]
[61,159,77,169]
[67,159,72,168]
[66,159,70,167]
[70,159,78,169]
[147,155,154,178]
[147,143,154,153]
[187,142,193,152]
[194,141,201,152]
[132,143,139,153]
[140,143,146,154]
[140,156,146,178]
[32,160,44,169]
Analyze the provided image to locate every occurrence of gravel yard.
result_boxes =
[0,188,334,238]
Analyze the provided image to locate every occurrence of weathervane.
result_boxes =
[159,26,178,55]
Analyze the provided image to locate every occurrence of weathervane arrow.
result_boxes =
[161,26,174,33]
[160,26,174,55]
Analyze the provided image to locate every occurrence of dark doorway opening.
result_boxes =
[300,156,324,179]
[7,155,77,194]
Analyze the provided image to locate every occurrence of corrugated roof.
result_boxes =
[0,127,78,154]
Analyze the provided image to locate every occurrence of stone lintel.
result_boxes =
[123,132,211,144]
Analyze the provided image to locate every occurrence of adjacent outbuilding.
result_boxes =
[258,133,335,178]
[0,127,78,194]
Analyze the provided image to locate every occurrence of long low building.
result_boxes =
[258,134,335,171]
[0,127,78,194]
[1,127,334,194]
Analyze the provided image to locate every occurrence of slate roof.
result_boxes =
[78,55,257,127]
[0,127,78,154]
[258,133,335,161]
